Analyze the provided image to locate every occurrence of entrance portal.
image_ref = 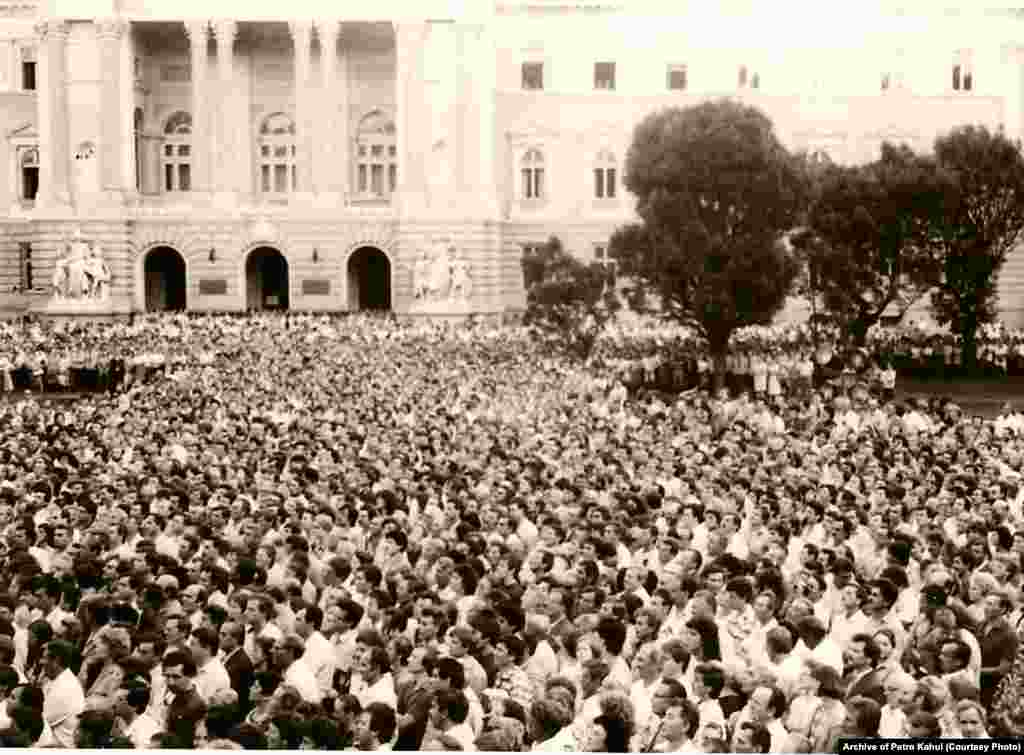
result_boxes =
[347,246,391,311]
[246,247,289,311]
[143,246,187,311]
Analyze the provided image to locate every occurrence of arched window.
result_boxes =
[163,110,192,192]
[594,149,617,199]
[521,148,544,200]
[19,147,39,201]
[355,111,397,198]
[258,112,296,195]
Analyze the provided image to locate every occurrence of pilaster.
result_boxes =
[393,22,425,216]
[34,19,71,209]
[316,20,340,198]
[96,18,129,201]
[289,20,313,195]
[213,19,238,201]
[184,20,210,195]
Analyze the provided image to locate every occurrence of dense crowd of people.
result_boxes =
[0,312,1023,751]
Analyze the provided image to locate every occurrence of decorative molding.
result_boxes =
[183,20,210,47]
[213,20,238,45]
[34,19,68,41]
[95,18,129,40]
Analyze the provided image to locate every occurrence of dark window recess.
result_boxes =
[668,65,687,90]
[522,62,544,90]
[21,61,35,91]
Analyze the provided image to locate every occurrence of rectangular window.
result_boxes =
[522,168,532,199]
[358,164,367,193]
[667,64,688,90]
[533,168,544,199]
[594,62,616,90]
[261,165,271,192]
[22,166,38,200]
[291,165,297,191]
[21,61,35,91]
[881,73,890,91]
[178,164,191,191]
[595,244,607,262]
[594,168,604,199]
[606,167,616,198]
[739,65,748,87]
[371,145,383,158]
[371,164,384,195]
[166,164,175,191]
[274,164,287,192]
[165,145,174,158]
[388,164,397,193]
[952,64,961,91]
[522,61,544,90]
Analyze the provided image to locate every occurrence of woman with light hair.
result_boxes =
[955,699,990,738]
[966,572,999,626]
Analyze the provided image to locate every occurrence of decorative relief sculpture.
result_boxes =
[412,237,473,305]
[51,228,111,302]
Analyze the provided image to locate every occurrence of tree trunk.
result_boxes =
[961,310,979,375]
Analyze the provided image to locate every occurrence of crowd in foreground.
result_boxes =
[0,313,1023,751]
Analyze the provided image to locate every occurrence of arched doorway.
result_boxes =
[143,246,187,311]
[245,246,289,311]
[347,246,392,311]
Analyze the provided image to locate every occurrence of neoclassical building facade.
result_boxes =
[1,0,1024,321]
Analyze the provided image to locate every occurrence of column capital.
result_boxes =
[213,19,237,45]
[184,20,211,46]
[288,20,313,43]
[34,19,69,41]
[95,18,129,40]
[314,19,341,42]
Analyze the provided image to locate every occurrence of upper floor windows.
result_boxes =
[163,110,192,192]
[522,61,544,91]
[953,50,974,92]
[594,62,616,91]
[355,110,397,199]
[594,150,617,200]
[258,112,296,194]
[20,47,35,91]
[738,65,760,90]
[19,146,38,201]
[667,64,688,91]
[521,148,545,200]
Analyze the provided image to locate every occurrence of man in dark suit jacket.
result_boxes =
[842,633,885,705]
[220,621,254,714]
[162,650,207,748]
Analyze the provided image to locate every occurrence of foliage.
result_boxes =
[609,100,804,369]
[931,125,1024,367]
[797,143,955,346]
[521,236,620,360]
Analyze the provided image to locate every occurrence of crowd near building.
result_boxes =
[1,2,1024,321]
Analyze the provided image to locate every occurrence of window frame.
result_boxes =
[19,146,39,202]
[353,110,398,201]
[520,148,545,202]
[257,112,297,196]
[162,111,193,193]
[594,61,616,91]
[667,63,688,91]
[521,61,544,91]
[593,149,618,201]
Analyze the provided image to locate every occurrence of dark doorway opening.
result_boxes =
[246,246,289,311]
[347,246,392,311]
[144,246,187,311]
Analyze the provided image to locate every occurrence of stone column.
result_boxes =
[289,21,313,194]
[96,18,128,197]
[475,24,499,217]
[393,22,422,214]
[184,20,209,195]
[213,20,237,197]
[34,19,70,207]
[316,20,340,196]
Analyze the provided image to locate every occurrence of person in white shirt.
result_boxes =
[186,626,231,703]
[294,603,337,697]
[353,700,399,751]
[427,688,475,751]
[794,616,844,677]
[275,634,321,704]
[36,639,85,748]
[112,677,162,749]
[356,646,398,711]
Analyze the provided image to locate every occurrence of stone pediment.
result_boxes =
[7,122,36,141]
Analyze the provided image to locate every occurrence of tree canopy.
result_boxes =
[521,236,619,360]
[931,125,1024,365]
[609,100,803,363]
[796,143,955,345]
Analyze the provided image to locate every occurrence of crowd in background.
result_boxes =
[0,313,1019,751]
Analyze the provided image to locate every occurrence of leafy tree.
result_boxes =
[931,125,1024,368]
[797,143,954,346]
[521,236,620,360]
[609,101,804,380]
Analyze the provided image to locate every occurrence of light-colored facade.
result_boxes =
[1,0,1024,320]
